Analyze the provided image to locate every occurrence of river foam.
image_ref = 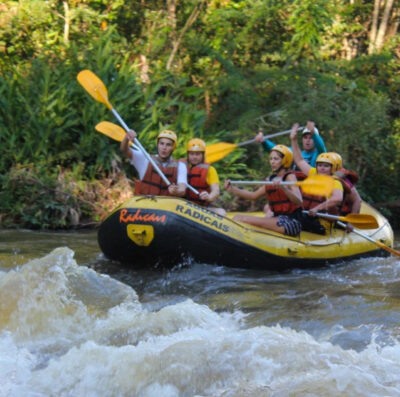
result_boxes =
[1,248,400,396]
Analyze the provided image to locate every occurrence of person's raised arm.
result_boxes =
[290,123,311,175]
[255,132,275,153]
[120,130,136,160]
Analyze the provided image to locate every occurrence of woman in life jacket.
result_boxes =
[290,123,343,216]
[224,144,303,236]
[120,129,187,196]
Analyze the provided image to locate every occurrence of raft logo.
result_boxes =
[175,204,229,232]
[119,208,167,224]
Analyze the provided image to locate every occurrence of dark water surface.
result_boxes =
[1,228,400,396]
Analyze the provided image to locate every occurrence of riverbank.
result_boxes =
[1,165,399,230]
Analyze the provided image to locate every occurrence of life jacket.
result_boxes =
[335,168,359,186]
[264,171,300,215]
[335,176,354,215]
[181,159,210,206]
[135,155,179,196]
[302,173,343,216]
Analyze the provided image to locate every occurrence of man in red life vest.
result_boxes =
[120,129,187,196]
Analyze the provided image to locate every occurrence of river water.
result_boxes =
[1,228,400,396]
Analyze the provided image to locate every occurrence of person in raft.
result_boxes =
[329,152,362,215]
[120,129,187,196]
[255,120,327,168]
[290,123,343,216]
[182,138,226,216]
[224,144,303,236]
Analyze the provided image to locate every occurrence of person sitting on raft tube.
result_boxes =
[121,129,187,196]
[255,120,327,168]
[182,138,226,216]
[290,123,343,216]
[224,144,303,236]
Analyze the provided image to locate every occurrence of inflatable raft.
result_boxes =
[98,196,394,270]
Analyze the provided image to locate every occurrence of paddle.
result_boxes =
[77,70,199,196]
[230,174,334,196]
[95,121,139,150]
[302,211,379,230]
[205,126,303,163]
[337,221,400,257]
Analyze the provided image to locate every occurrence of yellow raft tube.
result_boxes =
[98,196,394,270]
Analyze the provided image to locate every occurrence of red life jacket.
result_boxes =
[333,168,359,215]
[335,168,359,186]
[336,176,354,215]
[135,155,179,196]
[302,175,347,215]
[264,171,300,215]
[181,159,210,206]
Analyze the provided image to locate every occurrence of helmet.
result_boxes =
[327,152,342,173]
[302,127,319,136]
[271,144,293,168]
[187,138,206,152]
[316,152,338,173]
[157,130,177,150]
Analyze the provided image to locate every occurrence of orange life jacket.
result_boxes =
[264,171,300,215]
[182,159,210,206]
[135,155,179,196]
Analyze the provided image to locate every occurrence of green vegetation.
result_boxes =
[0,1,399,228]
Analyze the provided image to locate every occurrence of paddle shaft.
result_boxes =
[236,126,304,148]
[110,109,172,187]
[337,220,400,257]
[109,99,200,195]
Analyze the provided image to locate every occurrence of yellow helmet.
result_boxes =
[316,152,337,173]
[157,130,177,150]
[271,144,293,168]
[187,138,206,152]
[327,152,342,172]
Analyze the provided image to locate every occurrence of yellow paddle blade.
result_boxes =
[77,70,112,109]
[338,214,379,229]
[95,121,126,142]
[205,142,239,163]
[297,174,335,196]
